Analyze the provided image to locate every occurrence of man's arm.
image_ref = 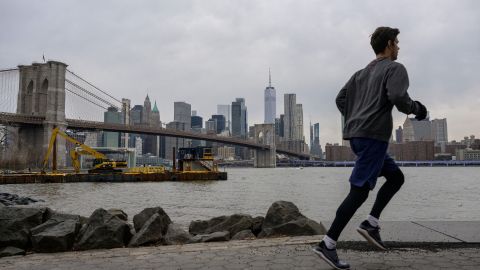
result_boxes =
[336,74,356,115]
[385,63,425,116]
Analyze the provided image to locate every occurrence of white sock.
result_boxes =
[367,215,379,227]
[323,235,337,249]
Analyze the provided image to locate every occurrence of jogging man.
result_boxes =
[312,26,428,270]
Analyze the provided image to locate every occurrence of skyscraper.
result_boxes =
[211,114,226,134]
[310,123,322,157]
[295,104,304,140]
[231,98,248,159]
[217,105,231,134]
[173,101,191,151]
[283,94,296,140]
[174,102,191,130]
[231,98,247,138]
[431,118,448,146]
[264,69,276,124]
[103,106,122,147]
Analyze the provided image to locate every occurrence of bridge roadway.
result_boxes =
[0,112,310,159]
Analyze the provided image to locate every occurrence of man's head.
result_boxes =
[370,27,400,60]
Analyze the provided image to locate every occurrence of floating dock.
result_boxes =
[0,171,227,185]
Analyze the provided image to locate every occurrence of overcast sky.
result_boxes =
[1,0,479,144]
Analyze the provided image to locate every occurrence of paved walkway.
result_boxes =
[1,235,479,270]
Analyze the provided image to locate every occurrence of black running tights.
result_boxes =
[326,169,405,241]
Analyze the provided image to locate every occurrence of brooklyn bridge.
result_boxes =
[0,61,311,169]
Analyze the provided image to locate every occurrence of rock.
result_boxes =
[0,246,25,257]
[189,216,227,235]
[0,207,50,249]
[133,207,171,233]
[258,201,326,238]
[74,208,132,251]
[231,230,256,240]
[188,214,253,237]
[31,219,80,252]
[48,211,88,225]
[107,209,128,221]
[0,193,43,206]
[128,213,164,247]
[251,216,264,236]
[164,223,192,245]
[188,231,230,243]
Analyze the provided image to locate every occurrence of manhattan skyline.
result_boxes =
[1,0,479,144]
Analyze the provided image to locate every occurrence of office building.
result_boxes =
[103,106,123,147]
[283,94,296,140]
[310,123,322,158]
[431,118,448,146]
[217,104,231,134]
[211,114,226,134]
[395,126,403,143]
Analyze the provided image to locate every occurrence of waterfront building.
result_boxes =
[325,143,355,161]
[264,69,276,124]
[388,141,435,161]
[456,148,480,160]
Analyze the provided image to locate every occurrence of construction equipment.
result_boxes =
[42,127,127,174]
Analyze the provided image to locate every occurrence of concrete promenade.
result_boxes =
[1,221,479,270]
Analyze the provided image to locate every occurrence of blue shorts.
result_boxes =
[349,137,399,190]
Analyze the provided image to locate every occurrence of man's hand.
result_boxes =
[414,101,427,120]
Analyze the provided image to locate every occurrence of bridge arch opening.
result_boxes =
[37,78,48,114]
[25,80,34,114]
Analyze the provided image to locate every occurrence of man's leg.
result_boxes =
[327,183,370,241]
[370,168,404,219]
[357,155,404,250]
[312,183,369,270]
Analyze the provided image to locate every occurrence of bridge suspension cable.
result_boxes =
[65,79,120,110]
[66,69,122,103]
[0,68,19,114]
[65,87,108,110]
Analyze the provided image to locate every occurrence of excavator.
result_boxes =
[42,127,127,174]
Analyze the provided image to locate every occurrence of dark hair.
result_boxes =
[370,27,400,54]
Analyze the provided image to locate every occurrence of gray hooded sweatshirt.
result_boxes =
[336,58,421,142]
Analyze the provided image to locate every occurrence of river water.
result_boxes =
[1,167,479,226]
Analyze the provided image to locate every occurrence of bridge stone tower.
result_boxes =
[253,123,276,168]
[16,61,68,168]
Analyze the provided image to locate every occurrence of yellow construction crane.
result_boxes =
[42,127,127,174]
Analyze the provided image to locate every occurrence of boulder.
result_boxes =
[107,209,128,221]
[48,211,88,225]
[189,216,227,235]
[258,201,326,238]
[164,223,192,245]
[231,230,256,240]
[0,246,25,258]
[31,219,80,252]
[251,216,264,236]
[133,207,171,233]
[0,193,43,206]
[0,207,50,249]
[74,208,132,251]
[188,214,253,237]
[188,231,230,243]
[128,213,164,247]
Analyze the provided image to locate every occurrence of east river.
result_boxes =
[2,167,479,226]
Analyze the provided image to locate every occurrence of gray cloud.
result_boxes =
[1,0,479,144]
